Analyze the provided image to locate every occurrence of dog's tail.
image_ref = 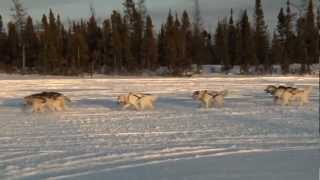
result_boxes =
[303,86,313,94]
[63,96,72,103]
[219,90,228,97]
[151,95,158,102]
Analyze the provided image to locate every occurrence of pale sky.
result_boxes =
[0,0,316,32]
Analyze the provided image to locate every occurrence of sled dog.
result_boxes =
[264,85,297,96]
[192,90,228,108]
[274,86,312,106]
[118,93,158,110]
[265,85,298,104]
[24,92,71,112]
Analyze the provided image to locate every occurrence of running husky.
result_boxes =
[24,92,71,112]
[264,85,297,96]
[265,85,312,106]
[273,86,312,106]
[117,93,158,110]
[265,85,298,104]
[192,90,228,108]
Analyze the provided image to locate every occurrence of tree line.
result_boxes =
[0,0,319,75]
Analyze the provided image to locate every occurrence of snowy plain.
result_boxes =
[0,75,319,179]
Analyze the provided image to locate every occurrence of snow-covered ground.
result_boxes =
[0,75,319,179]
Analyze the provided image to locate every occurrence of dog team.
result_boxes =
[23,85,313,113]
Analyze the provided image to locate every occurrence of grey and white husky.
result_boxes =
[24,92,71,112]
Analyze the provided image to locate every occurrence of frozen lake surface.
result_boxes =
[0,75,319,179]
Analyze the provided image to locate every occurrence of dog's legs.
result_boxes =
[200,102,205,108]
[47,103,56,112]
[142,103,151,110]
[35,105,44,113]
[147,102,155,110]
[199,102,204,108]
[122,104,131,110]
[139,103,145,110]
[218,100,224,108]
[216,97,224,108]
[281,99,287,106]
[204,100,209,108]
[299,100,304,106]
[33,104,40,113]
[280,97,287,106]
[133,103,140,110]
[61,104,66,111]
[303,95,310,105]
[206,100,212,108]
[281,93,291,106]
[55,105,63,111]
[299,96,308,106]
[32,107,38,113]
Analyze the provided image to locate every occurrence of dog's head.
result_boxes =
[192,90,207,100]
[264,85,277,94]
[117,95,128,105]
[24,95,47,104]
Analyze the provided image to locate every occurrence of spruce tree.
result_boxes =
[56,14,67,73]
[10,0,27,34]
[228,9,237,67]
[304,0,318,72]
[254,0,269,73]
[10,0,28,72]
[317,8,320,64]
[277,8,286,42]
[56,15,69,74]
[70,22,89,74]
[101,19,113,73]
[39,14,49,73]
[7,22,19,71]
[0,15,6,69]
[157,25,167,67]
[0,15,3,33]
[137,0,147,22]
[164,10,178,73]
[192,0,204,66]
[87,14,102,75]
[283,0,295,73]
[181,11,193,71]
[141,15,158,70]
[276,7,290,74]
[182,11,191,33]
[296,16,308,73]
[214,20,230,71]
[317,8,320,30]
[238,10,256,73]
[270,32,282,68]
[111,11,123,73]
[22,16,39,70]
[47,9,59,74]
[173,12,193,73]
[131,9,144,70]
[123,0,135,24]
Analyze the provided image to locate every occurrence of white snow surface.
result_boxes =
[0,75,319,179]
